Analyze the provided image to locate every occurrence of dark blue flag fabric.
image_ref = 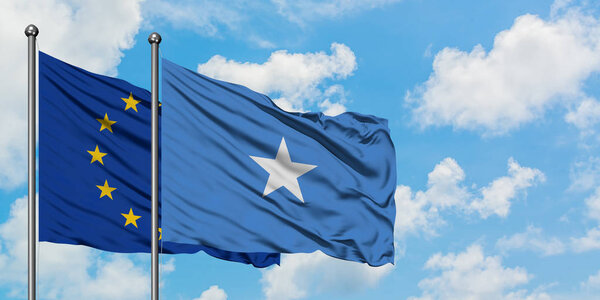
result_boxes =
[162,59,396,266]
[38,52,279,268]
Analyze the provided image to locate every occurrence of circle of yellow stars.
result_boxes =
[85,92,161,237]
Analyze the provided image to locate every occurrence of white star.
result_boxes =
[250,137,317,203]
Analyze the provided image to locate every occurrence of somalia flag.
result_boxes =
[161,59,396,266]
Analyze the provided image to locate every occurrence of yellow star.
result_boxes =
[96,113,117,133]
[121,93,141,112]
[158,228,162,240]
[96,180,116,200]
[87,145,107,165]
[121,208,141,228]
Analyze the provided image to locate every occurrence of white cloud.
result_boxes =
[571,185,600,253]
[571,227,600,253]
[159,257,175,274]
[470,158,545,219]
[409,244,549,300]
[158,257,176,289]
[319,99,347,116]
[423,43,433,58]
[143,0,241,37]
[394,158,470,238]
[581,269,600,290]
[423,157,470,209]
[550,0,574,17]
[248,35,277,49]
[496,226,566,256]
[569,156,600,192]
[407,7,600,135]
[395,158,544,239]
[197,43,356,114]
[144,0,397,46]
[142,1,281,48]
[585,187,600,222]
[0,0,143,189]
[260,251,393,300]
[497,187,600,256]
[193,285,228,300]
[318,85,348,116]
[565,97,600,135]
[394,185,439,238]
[272,0,402,25]
[63,254,148,300]
[504,290,553,300]
[160,257,176,273]
[0,196,149,299]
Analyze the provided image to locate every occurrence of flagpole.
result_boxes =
[148,32,161,300]
[25,24,39,300]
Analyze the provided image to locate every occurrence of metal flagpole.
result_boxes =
[25,24,39,300]
[148,32,161,300]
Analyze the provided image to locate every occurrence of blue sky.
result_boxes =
[2,0,600,299]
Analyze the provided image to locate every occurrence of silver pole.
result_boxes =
[24,24,38,300]
[148,32,161,300]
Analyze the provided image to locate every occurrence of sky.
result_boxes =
[1,0,600,299]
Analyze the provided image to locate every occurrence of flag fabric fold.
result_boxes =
[162,59,396,266]
[38,52,279,268]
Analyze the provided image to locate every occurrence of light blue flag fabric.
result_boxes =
[162,59,396,266]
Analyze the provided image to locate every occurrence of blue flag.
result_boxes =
[38,52,279,268]
[162,59,396,266]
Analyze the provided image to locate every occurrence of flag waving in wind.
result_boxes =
[38,52,279,267]
[162,59,397,266]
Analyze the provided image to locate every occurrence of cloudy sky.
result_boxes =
[2,0,600,299]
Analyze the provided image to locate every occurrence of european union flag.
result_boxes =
[162,59,396,266]
[38,52,279,267]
